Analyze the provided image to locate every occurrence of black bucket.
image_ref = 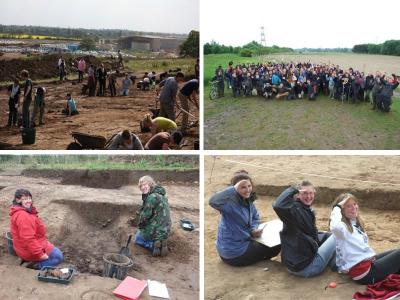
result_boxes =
[5,232,17,256]
[103,253,133,280]
[21,127,36,145]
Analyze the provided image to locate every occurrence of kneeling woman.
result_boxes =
[135,176,172,257]
[10,189,63,269]
[209,171,281,266]
[330,193,400,284]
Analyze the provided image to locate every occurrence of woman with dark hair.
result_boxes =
[209,170,281,266]
[330,193,400,284]
[10,189,63,269]
[6,78,21,127]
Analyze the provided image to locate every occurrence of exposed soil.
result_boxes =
[205,156,400,300]
[21,169,199,189]
[0,169,199,300]
[0,78,199,149]
[0,54,105,82]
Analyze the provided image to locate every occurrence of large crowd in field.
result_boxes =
[212,61,399,112]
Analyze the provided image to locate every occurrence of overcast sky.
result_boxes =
[201,0,400,48]
[0,0,199,34]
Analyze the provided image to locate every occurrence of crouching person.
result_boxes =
[62,93,79,116]
[135,176,171,257]
[272,180,336,277]
[10,189,63,269]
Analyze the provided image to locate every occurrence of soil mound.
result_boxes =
[0,54,102,82]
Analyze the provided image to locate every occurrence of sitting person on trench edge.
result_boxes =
[209,170,281,266]
[10,189,63,269]
[272,180,336,277]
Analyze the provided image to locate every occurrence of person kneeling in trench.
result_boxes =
[135,176,171,257]
[10,189,64,269]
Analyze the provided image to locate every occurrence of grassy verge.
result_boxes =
[125,57,196,75]
[0,155,198,171]
[204,89,400,149]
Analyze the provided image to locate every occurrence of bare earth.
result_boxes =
[0,170,199,300]
[0,78,199,150]
[205,156,400,300]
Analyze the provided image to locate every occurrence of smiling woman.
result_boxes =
[208,170,281,266]
[330,193,400,285]
[10,189,64,270]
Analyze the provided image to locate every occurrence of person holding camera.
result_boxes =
[330,193,400,284]
[272,180,336,277]
[209,170,281,266]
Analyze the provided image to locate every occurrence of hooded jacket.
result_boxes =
[272,187,319,272]
[9,205,54,261]
[138,185,171,241]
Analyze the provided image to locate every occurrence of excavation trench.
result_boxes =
[22,169,199,189]
[255,184,400,210]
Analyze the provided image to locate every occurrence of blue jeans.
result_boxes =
[289,235,336,278]
[135,231,154,251]
[37,247,63,269]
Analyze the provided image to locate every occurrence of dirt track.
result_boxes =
[0,77,199,150]
[0,169,199,300]
[205,156,400,300]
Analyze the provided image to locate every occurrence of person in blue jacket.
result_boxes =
[209,170,281,266]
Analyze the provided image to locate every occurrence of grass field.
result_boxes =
[126,57,196,75]
[0,155,198,171]
[204,53,400,150]
[0,33,78,40]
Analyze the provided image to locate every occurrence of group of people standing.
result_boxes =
[6,69,79,129]
[6,70,46,128]
[9,176,172,270]
[210,171,400,285]
[214,62,399,112]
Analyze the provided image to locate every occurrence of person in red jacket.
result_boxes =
[10,189,63,269]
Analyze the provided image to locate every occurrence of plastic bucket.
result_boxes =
[103,253,133,280]
[5,232,17,256]
[21,128,36,145]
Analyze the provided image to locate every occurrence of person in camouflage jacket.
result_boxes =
[135,176,172,256]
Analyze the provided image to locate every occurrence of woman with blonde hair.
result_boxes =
[134,176,171,257]
[330,193,400,284]
[142,114,178,136]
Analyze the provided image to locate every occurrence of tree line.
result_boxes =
[352,40,400,56]
[0,24,187,40]
[204,41,293,57]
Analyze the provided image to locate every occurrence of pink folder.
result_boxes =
[113,276,148,300]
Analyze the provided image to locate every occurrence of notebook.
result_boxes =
[252,219,283,247]
[113,276,148,300]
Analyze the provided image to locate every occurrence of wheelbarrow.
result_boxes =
[66,131,108,150]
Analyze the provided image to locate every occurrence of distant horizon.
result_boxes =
[0,0,199,35]
[203,39,400,50]
[0,23,193,37]
[205,40,357,50]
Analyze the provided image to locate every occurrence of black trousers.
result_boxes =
[8,99,18,126]
[221,241,281,267]
[78,71,83,82]
[356,249,400,285]
[98,79,106,96]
